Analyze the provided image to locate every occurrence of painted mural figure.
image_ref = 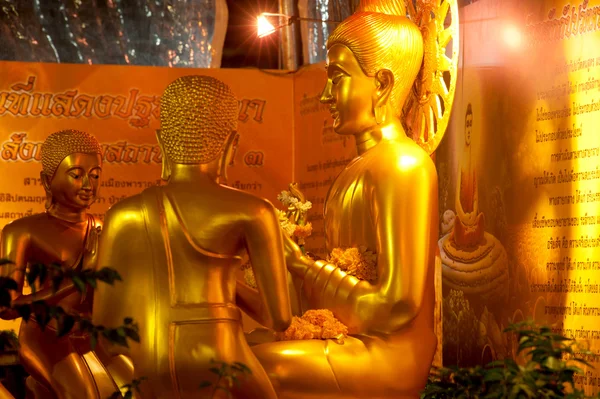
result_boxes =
[0,130,121,399]
[439,103,510,363]
[92,75,292,399]
[453,104,486,248]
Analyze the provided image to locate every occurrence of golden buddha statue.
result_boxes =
[453,103,485,248]
[240,0,459,398]
[0,130,121,398]
[92,75,293,399]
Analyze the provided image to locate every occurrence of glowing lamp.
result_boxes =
[257,14,277,38]
[256,12,340,38]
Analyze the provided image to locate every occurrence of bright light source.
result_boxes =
[257,14,277,38]
[503,24,523,49]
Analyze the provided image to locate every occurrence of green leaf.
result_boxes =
[209,367,221,375]
[37,266,48,287]
[90,333,98,350]
[0,259,14,266]
[57,316,76,337]
[15,305,31,321]
[26,265,40,289]
[72,276,86,293]
[199,381,212,389]
[124,317,133,325]
[85,277,97,289]
[125,328,140,343]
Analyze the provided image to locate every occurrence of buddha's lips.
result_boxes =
[78,194,94,201]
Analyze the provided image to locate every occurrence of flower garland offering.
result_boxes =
[241,184,314,289]
[276,187,313,248]
[277,309,348,341]
[327,246,378,283]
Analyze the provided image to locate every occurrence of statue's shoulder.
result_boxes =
[220,184,276,211]
[2,213,47,236]
[103,189,152,225]
[369,139,436,181]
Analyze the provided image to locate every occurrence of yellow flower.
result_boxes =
[278,309,348,341]
[293,223,313,238]
[327,247,377,283]
[241,263,257,289]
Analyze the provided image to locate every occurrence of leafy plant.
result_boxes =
[199,359,253,398]
[422,320,600,399]
[108,377,148,399]
[0,259,139,350]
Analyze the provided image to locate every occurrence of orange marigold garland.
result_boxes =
[327,246,377,283]
[278,309,348,341]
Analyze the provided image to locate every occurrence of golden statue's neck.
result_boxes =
[354,118,405,156]
[47,205,88,224]
[168,163,221,184]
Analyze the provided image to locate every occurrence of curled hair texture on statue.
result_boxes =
[327,0,423,116]
[41,130,102,179]
[160,75,239,165]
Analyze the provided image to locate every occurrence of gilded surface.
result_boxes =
[92,75,293,398]
[0,130,122,398]
[244,0,459,397]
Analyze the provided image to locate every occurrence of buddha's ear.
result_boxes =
[373,69,394,124]
[218,131,239,184]
[155,129,172,181]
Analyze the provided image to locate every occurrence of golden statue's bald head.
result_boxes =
[160,75,239,165]
[41,130,102,179]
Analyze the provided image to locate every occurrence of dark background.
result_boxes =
[222,0,281,69]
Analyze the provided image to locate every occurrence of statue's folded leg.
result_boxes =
[19,323,102,399]
[251,339,343,399]
[252,333,434,399]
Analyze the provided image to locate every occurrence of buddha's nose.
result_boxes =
[82,175,91,189]
[320,81,333,104]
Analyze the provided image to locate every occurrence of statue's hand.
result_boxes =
[282,233,308,277]
[82,226,101,271]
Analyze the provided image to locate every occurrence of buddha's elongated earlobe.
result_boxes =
[218,132,239,184]
[40,172,53,210]
[373,69,394,125]
[156,129,172,181]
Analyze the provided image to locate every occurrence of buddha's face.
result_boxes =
[47,153,102,210]
[320,44,378,136]
[465,112,473,146]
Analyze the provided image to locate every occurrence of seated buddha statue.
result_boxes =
[92,75,293,399]
[237,1,456,397]
[0,130,123,398]
[452,103,486,249]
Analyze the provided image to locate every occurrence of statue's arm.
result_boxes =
[241,201,292,332]
[92,198,146,357]
[291,155,438,334]
[0,224,30,318]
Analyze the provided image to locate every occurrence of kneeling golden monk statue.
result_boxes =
[246,0,459,398]
[92,75,292,398]
[0,129,120,398]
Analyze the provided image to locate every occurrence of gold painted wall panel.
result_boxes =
[437,0,600,392]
